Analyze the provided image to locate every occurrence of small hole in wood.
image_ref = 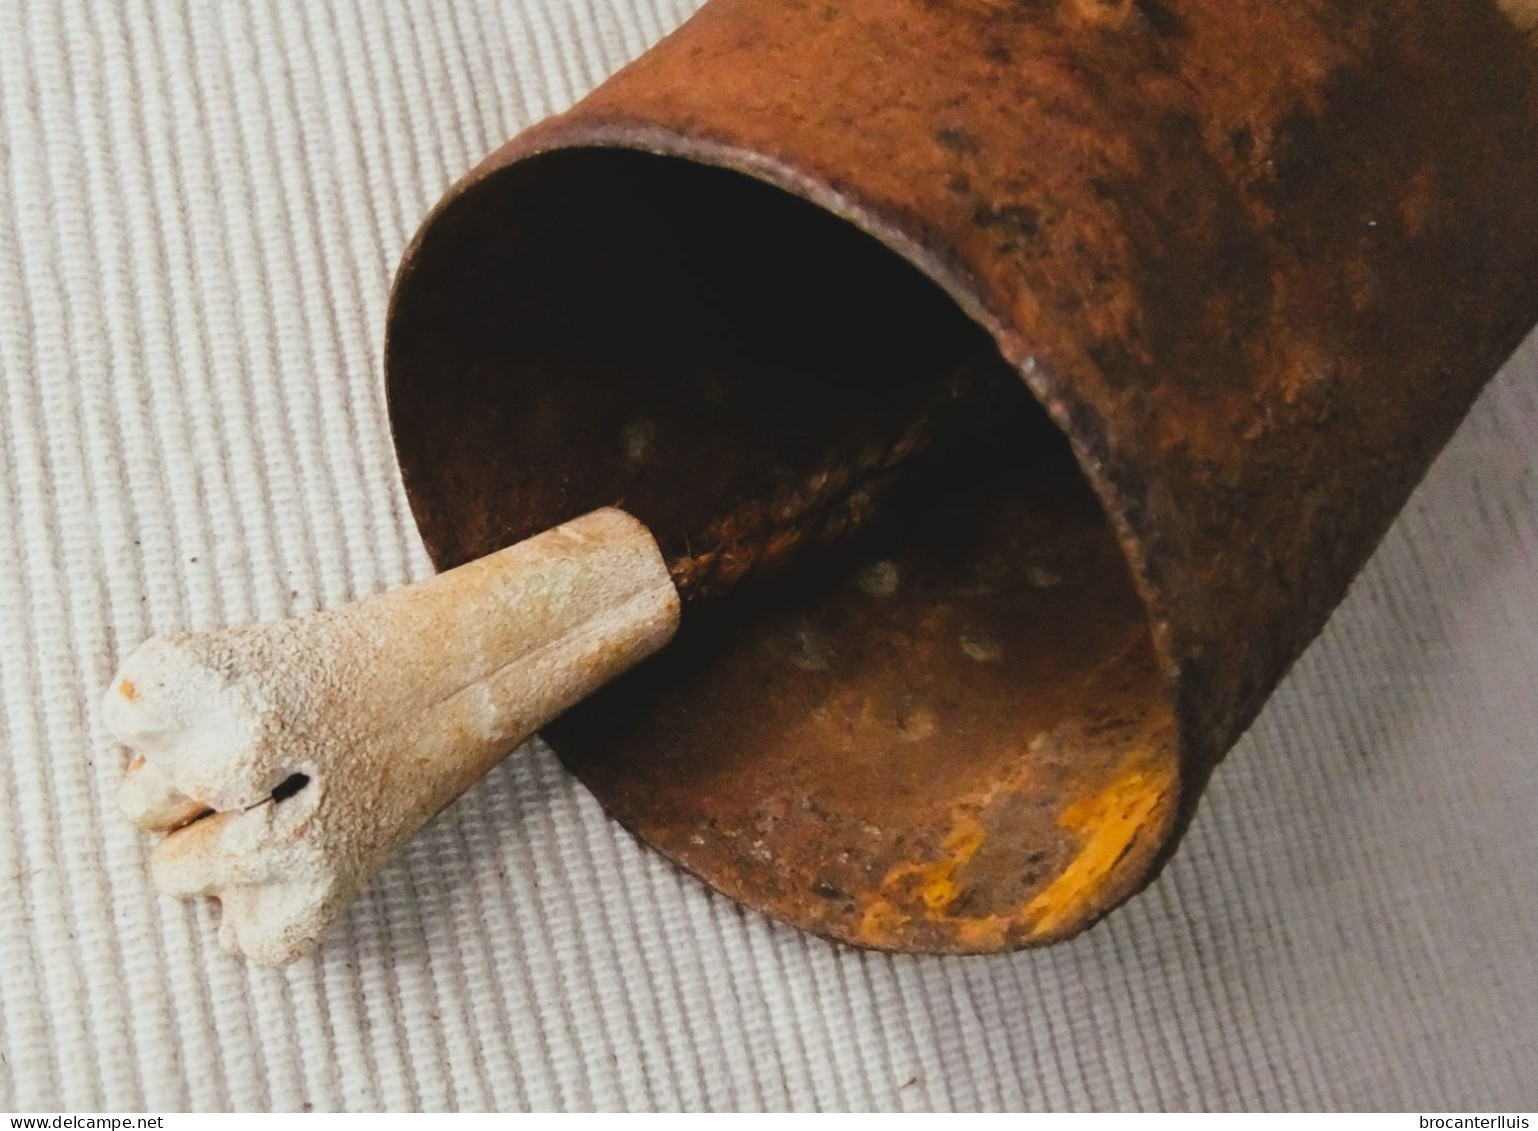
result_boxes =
[270,773,310,804]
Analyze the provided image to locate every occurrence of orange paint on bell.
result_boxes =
[1025,754,1176,939]
[857,819,988,938]
[856,819,1014,946]
[853,745,1175,950]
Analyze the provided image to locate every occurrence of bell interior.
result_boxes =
[385,147,1180,952]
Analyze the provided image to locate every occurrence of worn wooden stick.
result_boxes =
[109,509,679,963]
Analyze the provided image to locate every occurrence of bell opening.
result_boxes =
[386,146,1179,952]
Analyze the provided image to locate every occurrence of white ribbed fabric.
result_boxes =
[1,0,1535,1112]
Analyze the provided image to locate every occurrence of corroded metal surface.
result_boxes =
[385,1,1538,950]
[552,399,1181,951]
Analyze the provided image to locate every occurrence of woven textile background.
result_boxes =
[1,0,1535,1112]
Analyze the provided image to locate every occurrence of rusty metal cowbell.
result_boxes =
[382,0,1538,952]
